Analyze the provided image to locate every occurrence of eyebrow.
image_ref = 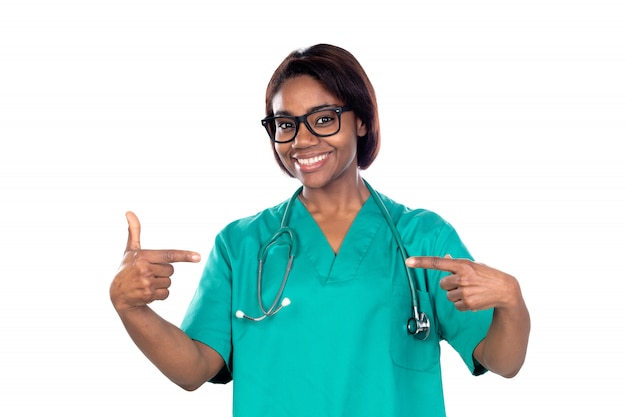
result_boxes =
[274,103,340,117]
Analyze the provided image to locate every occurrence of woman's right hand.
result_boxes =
[110,211,201,312]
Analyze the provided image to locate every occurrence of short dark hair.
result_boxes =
[265,44,380,176]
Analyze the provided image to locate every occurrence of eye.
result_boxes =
[315,115,334,126]
[276,118,295,130]
[313,111,337,127]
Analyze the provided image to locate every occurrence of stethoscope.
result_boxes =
[235,181,431,340]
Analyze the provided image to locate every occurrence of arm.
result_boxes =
[110,211,225,390]
[471,274,530,378]
[406,256,530,378]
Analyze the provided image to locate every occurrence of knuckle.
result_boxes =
[463,299,478,311]
[457,263,475,282]
[137,264,151,277]
[458,260,473,271]
[459,287,471,299]
[141,288,153,303]
[139,276,152,291]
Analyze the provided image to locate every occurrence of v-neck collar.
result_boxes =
[291,196,385,284]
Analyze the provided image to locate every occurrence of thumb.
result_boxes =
[125,211,141,252]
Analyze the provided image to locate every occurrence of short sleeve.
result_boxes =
[180,232,233,381]
[429,222,493,375]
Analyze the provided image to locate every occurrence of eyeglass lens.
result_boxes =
[266,108,343,143]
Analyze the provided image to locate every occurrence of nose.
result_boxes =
[292,121,319,148]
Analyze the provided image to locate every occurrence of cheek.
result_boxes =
[274,143,295,171]
[274,143,289,161]
[347,136,359,156]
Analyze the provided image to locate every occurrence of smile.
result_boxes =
[295,153,329,166]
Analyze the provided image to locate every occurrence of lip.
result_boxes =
[292,152,331,172]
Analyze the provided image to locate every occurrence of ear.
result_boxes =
[356,117,367,137]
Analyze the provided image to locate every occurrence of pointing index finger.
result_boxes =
[142,249,201,264]
[123,211,201,263]
[405,256,463,273]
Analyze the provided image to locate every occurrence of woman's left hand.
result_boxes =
[406,255,530,378]
[405,255,521,312]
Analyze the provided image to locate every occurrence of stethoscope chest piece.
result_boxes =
[407,309,431,340]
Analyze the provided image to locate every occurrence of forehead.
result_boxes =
[271,75,339,114]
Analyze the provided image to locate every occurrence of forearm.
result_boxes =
[116,305,224,390]
[474,294,531,378]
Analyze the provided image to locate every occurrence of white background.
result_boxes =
[1,0,625,415]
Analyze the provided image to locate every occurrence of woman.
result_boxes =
[110,44,530,417]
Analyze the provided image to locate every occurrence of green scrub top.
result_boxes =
[181,186,493,417]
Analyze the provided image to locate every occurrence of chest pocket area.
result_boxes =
[391,283,440,372]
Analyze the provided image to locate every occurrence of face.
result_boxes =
[271,75,367,190]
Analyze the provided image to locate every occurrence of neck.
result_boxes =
[299,174,370,215]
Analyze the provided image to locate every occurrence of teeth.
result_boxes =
[297,154,328,166]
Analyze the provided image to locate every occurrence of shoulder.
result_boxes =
[376,191,452,233]
[218,197,289,242]
[374,190,469,256]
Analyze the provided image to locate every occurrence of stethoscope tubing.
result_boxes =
[236,180,431,339]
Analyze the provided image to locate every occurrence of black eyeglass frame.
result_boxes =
[261,106,353,143]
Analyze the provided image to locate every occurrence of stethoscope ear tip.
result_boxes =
[235,310,245,319]
[281,297,291,307]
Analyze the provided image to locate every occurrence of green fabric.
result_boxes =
[181,186,492,417]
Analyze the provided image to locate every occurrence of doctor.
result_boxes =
[110,44,530,417]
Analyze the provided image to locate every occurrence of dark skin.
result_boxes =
[405,256,530,377]
[110,211,224,390]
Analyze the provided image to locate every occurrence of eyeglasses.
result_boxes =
[261,106,352,143]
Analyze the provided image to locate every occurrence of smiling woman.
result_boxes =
[269,75,366,192]
[109,43,530,417]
